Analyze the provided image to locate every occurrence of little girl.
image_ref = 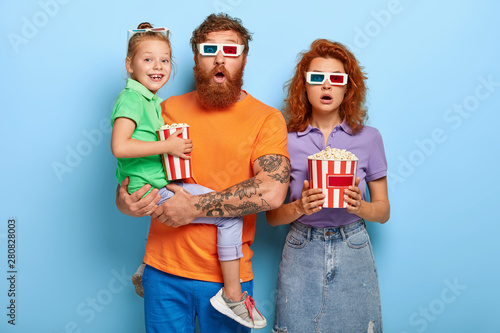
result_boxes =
[110,22,266,329]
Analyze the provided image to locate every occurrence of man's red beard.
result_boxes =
[193,62,244,109]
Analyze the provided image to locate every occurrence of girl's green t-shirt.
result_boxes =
[111,79,169,194]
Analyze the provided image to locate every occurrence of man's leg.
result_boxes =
[172,183,265,328]
[194,279,253,333]
[143,265,196,333]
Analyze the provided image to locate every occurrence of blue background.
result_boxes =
[1,0,499,332]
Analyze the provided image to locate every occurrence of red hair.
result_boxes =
[190,13,252,56]
[285,39,368,134]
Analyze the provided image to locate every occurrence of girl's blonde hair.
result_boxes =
[126,22,175,72]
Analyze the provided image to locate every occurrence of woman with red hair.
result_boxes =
[267,39,390,332]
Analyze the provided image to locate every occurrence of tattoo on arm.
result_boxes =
[257,155,291,184]
[193,179,263,216]
[257,155,282,173]
[269,162,290,183]
[193,155,289,217]
[233,178,262,199]
[225,199,271,216]
[194,191,231,217]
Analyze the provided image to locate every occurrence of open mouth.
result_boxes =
[320,94,334,104]
[213,71,226,83]
[149,74,164,81]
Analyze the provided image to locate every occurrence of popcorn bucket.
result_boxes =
[308,158,358,208]
[156,125,192,180]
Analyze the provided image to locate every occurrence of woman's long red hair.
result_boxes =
[285,39,368,134]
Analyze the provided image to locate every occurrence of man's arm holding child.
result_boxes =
[116,177,161,217]
[151,154,290,227]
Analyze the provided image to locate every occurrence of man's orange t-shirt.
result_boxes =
[144,91,289,283]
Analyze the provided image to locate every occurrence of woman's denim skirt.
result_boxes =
[273,219,382,333]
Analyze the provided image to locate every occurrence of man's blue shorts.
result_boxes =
[143,265,253,333]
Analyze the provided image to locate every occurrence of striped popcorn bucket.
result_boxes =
[156,125,192,180]
[308,157,358,208]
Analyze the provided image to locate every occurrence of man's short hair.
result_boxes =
[190,13,252,56]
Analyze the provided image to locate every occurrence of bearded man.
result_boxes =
[116,13,290,333]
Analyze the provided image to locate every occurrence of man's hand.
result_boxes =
[116,177,161,217]
[150,155,290,225]
[151,183,198,227]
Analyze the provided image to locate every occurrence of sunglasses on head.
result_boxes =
[127,27,170,41]
[306,72,348,86]
[197,43,244,57]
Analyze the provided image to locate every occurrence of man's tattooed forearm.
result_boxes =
[225,199,271,216]
[194,178,262,216]
[193,155,288,217]
[194,191,232,216]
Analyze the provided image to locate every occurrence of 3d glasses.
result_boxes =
[306,72,348,86]
[127,27,170,41]
[197,43,244,57]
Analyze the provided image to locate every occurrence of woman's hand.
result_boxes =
[344,177,363,214]
[296,180,325,216]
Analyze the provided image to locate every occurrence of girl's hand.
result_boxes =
[164,128,193,159]
[296,180,325,216]
[344,177,363,214]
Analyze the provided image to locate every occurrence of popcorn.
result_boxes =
[308,147,358,208]
[159,123,189,130]
[157,124,192,180]
[308,147,357,161]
